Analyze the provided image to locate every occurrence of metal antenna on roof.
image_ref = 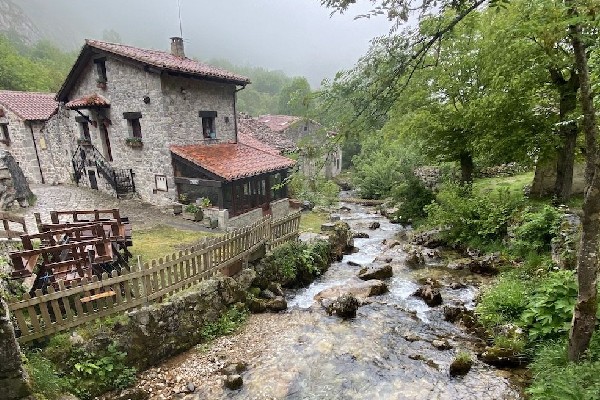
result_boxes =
[177,0,184,38]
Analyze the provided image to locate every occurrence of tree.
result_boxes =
[320,0,600,360]
[278,77,313,116]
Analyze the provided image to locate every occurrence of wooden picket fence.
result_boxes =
[8,212,301,343]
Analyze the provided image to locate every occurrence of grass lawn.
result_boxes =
[129,225,216,263]
[473,171,534,196]
[299,211,329,233]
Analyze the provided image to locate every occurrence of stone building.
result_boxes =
[238,114,342,178]
[0,90,70,184]
[55,38,295,215]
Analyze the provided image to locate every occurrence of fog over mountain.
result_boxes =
[6,0,391,86]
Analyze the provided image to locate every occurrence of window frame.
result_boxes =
[0,123,10,144]
[199,111,217,138]
[123,112,143,139]
[94,58,108,83]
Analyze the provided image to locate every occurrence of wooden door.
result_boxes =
[99,124,113,161]
[88,170,98,190]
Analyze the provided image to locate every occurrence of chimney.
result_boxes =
[170,37,185,58]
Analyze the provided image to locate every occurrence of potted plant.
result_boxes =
[182,204,203,222]
[125,137,143,148]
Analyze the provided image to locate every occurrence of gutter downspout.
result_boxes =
[233,84,247,143]
[28,121,45,184]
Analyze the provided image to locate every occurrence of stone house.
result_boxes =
[0,91,70,184]
[238,114,342,178]
[54,38,296,221]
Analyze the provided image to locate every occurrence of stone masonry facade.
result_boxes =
[64,54,238,205]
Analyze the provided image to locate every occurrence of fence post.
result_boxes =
[265,215,272,253]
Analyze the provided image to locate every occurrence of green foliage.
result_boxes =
[288,173,339,206]
[278,76,313,116]
[521,270,577,342]
[257,240,331,287]
[24,351,68,400]
[390,172,434,224]
[511,205,561,257]
[200,305,249,341]
[68,343,136,400]
[424,183,523,248]
[184,204,200,214]
[455,351,472,364]
[476,272,532,330]
[527,335,600,399]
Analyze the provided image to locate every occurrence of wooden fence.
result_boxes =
[8,212,301,343]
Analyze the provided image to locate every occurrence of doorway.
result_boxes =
[99,123,113,161]
[88,170,98,190]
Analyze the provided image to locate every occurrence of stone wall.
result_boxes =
[530,161,586,198]
[62,54,239,206]
[414,166,443,189]
[86,276,245,371]
[0,298,33,400]
[271,198,292,220]
[0,150,34,210]
[0,109,43,184]
[228,208,263,230]
[40,107,77,184]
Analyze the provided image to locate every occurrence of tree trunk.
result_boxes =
[459,151,474,184]
[551,68,579,203]
[567,18,600,362]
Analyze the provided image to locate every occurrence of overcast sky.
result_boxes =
[19,0,392,86]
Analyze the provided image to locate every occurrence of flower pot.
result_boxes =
[182,210,203,222]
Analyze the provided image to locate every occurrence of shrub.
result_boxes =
[527,336,600,399]
[521,270,577,342]
[256,240,331,287]
[424,183,523,248]
[511,205,561,257]
[476,272,531,330]
[201,305,248,341]
[24,351,68,400]
[390,171,435,224]
[288,173,339,206]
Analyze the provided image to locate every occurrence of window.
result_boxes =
[94,58,107,83]
[0,123,9,144]
[303,125,308,132]
[80,121,90,140]
[199,111,217,138]
[123,112,142,139]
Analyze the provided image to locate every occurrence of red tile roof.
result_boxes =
[86,40,251,85]
[257,115,301,133]
[65,93,110,109]
[171,143,295,181]
[0,90,57,121]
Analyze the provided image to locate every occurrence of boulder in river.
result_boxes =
[447,255,499,275]
[403,245,425,268]
[413,285,443,307]
[449,353,473,377]
[358,264,393,280]
[224,374,243,390]
[315,278,388,302]
[352,231,370,239]
[480,346,525,368]
[409,228,446,248]
[368,221,381,230]
[325,293,360,318]
[347,260,362,267]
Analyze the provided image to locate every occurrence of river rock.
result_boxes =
[410,229,445,248]
[321,221,354,261]
[113,388,150,400]
[432,339,453,350]
[224,374,243,390]
[443,305,476,328]
[447,255,499,275]
[221,362,248,376]
[347,260,362,267]
[235,268,256,291]
[315,278,388,302]
[352,231,370,239]
[413,285,443,307]
[358,264,393,280]
[416,277,441,288]
[266,297,287,312]
[368,221,381,230]
[404,245,425,268]
[267,282,284,297]
[449,355,472,377]
[480,346,524,368]
[260,289,276,299]
[247,298,267,313]
[325,293,360,318]
[339,205,351,212]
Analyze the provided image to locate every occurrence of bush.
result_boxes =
[288,173,339,206]
[476,272,531,330]
[527,336,600,399]
[521,270,577,342]
[390,171,435,224]
[424,183,523,248]
[511,205,561,257]
[256,240,331,287]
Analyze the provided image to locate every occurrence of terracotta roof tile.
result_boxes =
[65,93,110,109]
[86,39,251,85]
[257,115,301,133]
[171,143,295,181]
[0,90,57,121]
